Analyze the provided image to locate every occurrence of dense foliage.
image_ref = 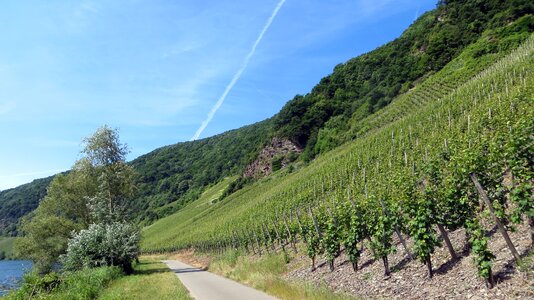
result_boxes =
[0,176,53,236]
[274,0,534,159]
[131,119,272,225]
[62,222,140,273]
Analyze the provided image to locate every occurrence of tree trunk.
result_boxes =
[471,173,521,261]
[425,256,433,279]
[486,268,494,289]
[311,256,316,272]
[529,217,534,247]
[352,261,358,272]
[329,259,334,272]
[437,224,457,260]
[382,256,390,276]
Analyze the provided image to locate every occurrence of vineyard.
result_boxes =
[142,33,534,293]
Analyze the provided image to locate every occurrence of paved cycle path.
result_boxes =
[163,260,277,300]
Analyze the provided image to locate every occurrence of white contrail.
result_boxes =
[191,0,287,141]
[414,4,421,21]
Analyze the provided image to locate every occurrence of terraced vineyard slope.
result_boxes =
[142,34,534,297]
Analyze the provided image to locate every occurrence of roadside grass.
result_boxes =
[208,250,356,300]
[98,258,191,300]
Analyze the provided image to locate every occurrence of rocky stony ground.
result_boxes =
[166,221,533,299]
[286,222,533,299]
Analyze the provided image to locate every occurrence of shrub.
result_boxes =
[61,222,139,273]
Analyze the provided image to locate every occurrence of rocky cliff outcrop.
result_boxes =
[244,137,301,179]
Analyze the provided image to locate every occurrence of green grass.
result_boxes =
[142,177,236,251]
[208,250,356,300]
[0,237,15,259]
[3,259,191,300]
[98,259,191,300]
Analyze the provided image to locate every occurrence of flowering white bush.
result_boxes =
[62,222,139,273]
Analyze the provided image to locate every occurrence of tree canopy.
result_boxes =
[14,126,139,273]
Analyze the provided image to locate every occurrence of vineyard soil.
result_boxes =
[287,222,533,299]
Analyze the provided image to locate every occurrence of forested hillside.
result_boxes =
[142,30,534,297]
[0,176,54,236]
[274,0,534,159]
[130,119,273,224]
[1,0,532,236]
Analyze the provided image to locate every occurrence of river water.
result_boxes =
[0,260,32,296]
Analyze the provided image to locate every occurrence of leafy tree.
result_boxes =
[15,126,138,273]
[15,214,80,273]
[14,171,95,273]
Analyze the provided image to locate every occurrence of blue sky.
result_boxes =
[0,0,435,190]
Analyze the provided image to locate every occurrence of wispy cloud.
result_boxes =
[162,41,205,59]
[77,0,99,15]
[414,3,421,21]
[191,0,287,140]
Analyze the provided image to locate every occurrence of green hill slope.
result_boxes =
[0,176,54,236]
[130,120,272,225]
[0,120,271,235]
[141,33,534,252]
[1,0,533,236]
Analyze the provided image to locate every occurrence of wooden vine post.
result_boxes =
[260,225,271,253]
[247,231,256,255]
[264,223,275,250]
[326,207,339,271]
[379,197,413,260]
[283,215,297,252]
[254,229,262,256]
[272,219,285,252]
[231,231,238,250]
[295,209,306,242]
[308,205,322,271]
[421,178,457,261]
[395,226,413,260]
[470,173,520,261]
[437,224,457,260]
[308,206,322,238]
